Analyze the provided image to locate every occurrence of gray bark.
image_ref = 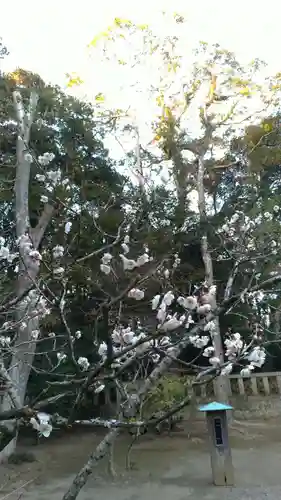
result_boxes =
[0,90,53,461]
[197,155,228,403]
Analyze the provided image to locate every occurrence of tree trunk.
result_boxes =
[197,156,228,403]
[0,90,53,461]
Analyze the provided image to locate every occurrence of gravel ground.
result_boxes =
[1,419,281,500]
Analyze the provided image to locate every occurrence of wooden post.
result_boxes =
[199,401,234,486]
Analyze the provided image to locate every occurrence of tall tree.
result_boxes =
[81,13,281,401]
[0,69,127,460]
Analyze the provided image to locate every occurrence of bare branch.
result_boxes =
[30,203,54,249]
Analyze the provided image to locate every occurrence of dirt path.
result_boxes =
[1,419,281,500]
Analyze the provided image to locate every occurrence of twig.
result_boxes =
[0,477,37,500]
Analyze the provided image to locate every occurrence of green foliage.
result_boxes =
[4,19,281,426]
[140,375,189,419]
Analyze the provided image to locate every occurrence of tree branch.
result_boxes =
[30,203,54,249]
[13,90,38,237]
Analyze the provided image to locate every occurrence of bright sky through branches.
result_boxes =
[1,0,281,89]
[2,0,280,209]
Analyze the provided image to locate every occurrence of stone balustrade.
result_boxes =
[189,371,281,399]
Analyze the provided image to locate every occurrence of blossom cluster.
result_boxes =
[30,412,52,438]
[98,324,172,366]
[0,237,17,263]
[94,283,266,377]
[218,208,280,260]
[33,151,67,205]
[0,234,50,348]
[51,244,65,278]
[100,235,151,275]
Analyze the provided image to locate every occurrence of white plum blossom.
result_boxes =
[75,330,82,339]
[94,383,105,393]
[18,234,32,255]
[240,365,255,377]
[177,296,197,310]
[112,326,135,344]
[53,267,64,277]
[80,235,269,389]
[24,152,33,163]
[221,363,233,376]
[264,314,270,328]
[97,320,173,367]
[160,315,183,332]
[121,242,130,254]
[203,346,214,357]
[93,273,267,382]
[57,352,67,362]
[151,294,161,310]
[264,211,272,219]
[177,296,186,308]
[246,346,266,368]
[231,213,240,223]
[120,254,137,271]
[0,245,11,261]
[100,263,111,275]
[53,245,64,259]
[124,235,130,244]
[111,328,122,344]
[189,335,209,348]
[204,320,216,333]
[122,329,135,344]
[209,285,217,295]
[172,253,181,269]
[209,356,220,366]
[40,195,48,204]
[151,353,160,363]
[36,174,46,182]
[156,302,167,323]
[98,342,107,358]
[185,315,195,328]
[38,152,55,166]
[164,269,170,279]
[128,288,144,300]
[156,335,170,346]
[197,304,212,315]
[163,291,175,306]
[29,250,42,261]
[36,296,50,318]
[225,333,243,360]
[135,340,151,354]
[101,253,113,265]
[30,412,52,438]
[273,205,279,213]
[31,330,40,340]
[65,221,72,234]
[46,169,61,185]
[0,336,11,346]
[78,356,90,370]
[136,252,150,267]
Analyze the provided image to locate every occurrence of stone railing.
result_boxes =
[190,372,281,399]
[182,371,281,420]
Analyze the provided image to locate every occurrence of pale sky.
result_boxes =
[1,0,281,89]
[2,0,281,209]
